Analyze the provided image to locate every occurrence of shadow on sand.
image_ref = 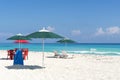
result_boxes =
[47,56,57,58]
[5,65,45,70]
[0,58,8,60]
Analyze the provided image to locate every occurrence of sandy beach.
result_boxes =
[0,50,120,80]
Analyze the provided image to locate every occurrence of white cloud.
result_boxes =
[95,27,105,35]
[106,26,120,34]
[46,26,55,32]
[71,30,81,36]
[95,26,120,36]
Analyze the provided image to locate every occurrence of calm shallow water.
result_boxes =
[1,43,120,55]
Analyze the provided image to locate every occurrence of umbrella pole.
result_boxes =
[19,40,21,49]
[42,38,44,67]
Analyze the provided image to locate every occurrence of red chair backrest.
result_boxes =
[22,48,28,55]
[8,50,14,55]
[7,50,15,60]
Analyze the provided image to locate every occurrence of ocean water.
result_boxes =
[1,43,120,55]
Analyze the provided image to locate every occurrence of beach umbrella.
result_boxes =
[57,38,76,50]
[7,33,31,48]
[14,40,29,43]
[26,27,64,67]
[57,38,76,43]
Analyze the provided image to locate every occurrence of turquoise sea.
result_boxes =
[1,43,120,55]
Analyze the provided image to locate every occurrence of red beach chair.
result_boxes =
[22,48,28,60]
[7,50,15,60]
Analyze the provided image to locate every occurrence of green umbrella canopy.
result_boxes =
[7,33,31,40]
[57,38,76,43]
[26,28,64,38]
[57,38,76,51]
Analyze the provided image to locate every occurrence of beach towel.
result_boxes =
[13,49,24,65]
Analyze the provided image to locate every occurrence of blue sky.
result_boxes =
[0,0,120,43]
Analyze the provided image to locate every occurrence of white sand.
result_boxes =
[0,50,120,80]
